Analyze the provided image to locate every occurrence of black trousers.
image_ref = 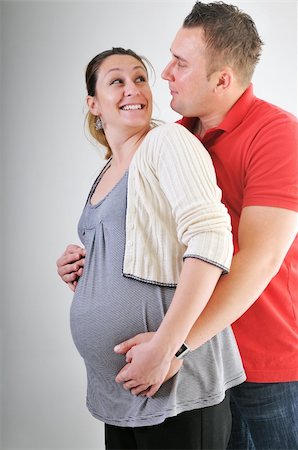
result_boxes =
[105,392,231,450]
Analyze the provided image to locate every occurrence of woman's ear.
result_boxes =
[86,95,100,116]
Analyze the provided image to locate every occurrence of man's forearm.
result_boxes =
[186,206,298,350]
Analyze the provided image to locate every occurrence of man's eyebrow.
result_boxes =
[170,51,188,63]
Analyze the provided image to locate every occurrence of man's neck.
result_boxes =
[194,85,248,137]
[193,112,225,137]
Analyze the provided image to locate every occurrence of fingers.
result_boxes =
[125,349,132,363]
[56,244,86,286]
[57,253,85,274]
[115,363,131,383]
[122,380,150,392]
[119,379,152,396]
[131,385,151,396]
[115,364,162,397]
[58,267,81,287]
[114,338,138,355]
[64,244,85,255]
[114,332,154,355]
[115,368,162,398]
[122,381,160,397]
[115,362,144,385]
[67,282,76,292]
[145,383,162,398]
[118,373,152,396]
[57,245,85,265]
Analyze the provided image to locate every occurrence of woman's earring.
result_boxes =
[95,117,103,130]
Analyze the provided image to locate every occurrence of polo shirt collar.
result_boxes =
[219,83,255,133]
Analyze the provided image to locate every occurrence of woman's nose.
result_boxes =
[124,80,140,96]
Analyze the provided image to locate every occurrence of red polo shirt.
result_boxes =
[179,84,298,382]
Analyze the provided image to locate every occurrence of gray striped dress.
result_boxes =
[70,163,245,428]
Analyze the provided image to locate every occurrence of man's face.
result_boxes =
[162,27,219,118]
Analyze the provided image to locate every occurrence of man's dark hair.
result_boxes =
[184,1,264,84]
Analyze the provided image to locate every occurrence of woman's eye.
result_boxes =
[136,75,146,83]
[110,79,123,85]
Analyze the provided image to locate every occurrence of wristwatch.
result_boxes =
[175,342,191,359]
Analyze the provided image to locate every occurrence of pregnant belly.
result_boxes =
[69,275,173,377]
[70,297,142,376]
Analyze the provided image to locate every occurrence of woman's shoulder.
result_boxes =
[148,122,194,139]
[143,122,201,156]
[146,122,208,161]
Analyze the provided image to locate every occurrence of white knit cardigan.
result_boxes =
[123,123,233,286]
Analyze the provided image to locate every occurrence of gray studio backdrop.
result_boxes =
[0,0,297,449]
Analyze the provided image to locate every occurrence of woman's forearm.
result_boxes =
[151,257,222,358]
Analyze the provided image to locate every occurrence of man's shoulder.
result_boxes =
[249,96,297,124]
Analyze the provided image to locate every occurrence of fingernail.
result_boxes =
[114,345,120,352]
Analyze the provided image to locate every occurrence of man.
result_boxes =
[57,2,298,448]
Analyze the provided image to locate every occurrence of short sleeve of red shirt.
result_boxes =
[243,102,298,211]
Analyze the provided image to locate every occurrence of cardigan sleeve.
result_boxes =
[155,123,233,272]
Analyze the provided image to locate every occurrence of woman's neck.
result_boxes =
[107,126,150,169]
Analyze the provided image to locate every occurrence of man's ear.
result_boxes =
[215,69,233,92]
[86,95,100,116]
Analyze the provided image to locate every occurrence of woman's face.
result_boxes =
[88,54,153,135]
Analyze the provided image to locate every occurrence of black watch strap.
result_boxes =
[175,342,191,359]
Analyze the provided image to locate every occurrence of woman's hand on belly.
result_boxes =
[114,332,183,397]
[56,244,86,291]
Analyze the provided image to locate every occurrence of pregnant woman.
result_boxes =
[66,47,245,450]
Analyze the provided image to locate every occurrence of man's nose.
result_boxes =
[161,62,173,81]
